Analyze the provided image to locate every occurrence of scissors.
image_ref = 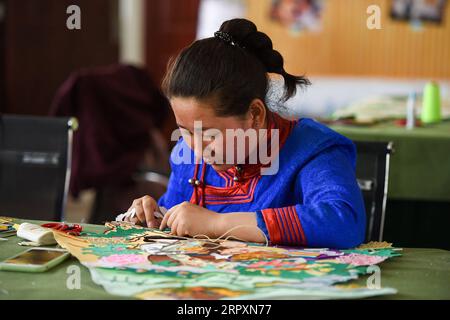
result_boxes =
[41,223,83,236]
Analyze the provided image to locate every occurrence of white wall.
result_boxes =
[196,0,247,39]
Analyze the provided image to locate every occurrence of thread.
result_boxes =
[116,216,270,247]
[192,224,269,247]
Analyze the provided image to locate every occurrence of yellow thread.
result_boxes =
[192,224,269,247]
[123,220,269,247]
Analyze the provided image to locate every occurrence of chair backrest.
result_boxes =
[0,114,76,221]
[354,140,393,242]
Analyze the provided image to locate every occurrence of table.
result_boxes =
[1,219,449,300]
[329,120,450,202]
[328,120,450,250]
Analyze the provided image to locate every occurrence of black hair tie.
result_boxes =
[214,31,242,48]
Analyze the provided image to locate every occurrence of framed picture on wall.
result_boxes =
[390,0,447,23]
[270,0,324,33]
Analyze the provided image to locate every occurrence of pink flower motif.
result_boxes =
[99,254,148,266]
[337,253,387,266]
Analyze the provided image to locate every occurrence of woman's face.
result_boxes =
[170,97,264,171]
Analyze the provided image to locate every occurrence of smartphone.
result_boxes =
[0,247,70,272]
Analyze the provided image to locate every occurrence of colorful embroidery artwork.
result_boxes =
[53,222,401,300]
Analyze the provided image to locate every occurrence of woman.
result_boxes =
[122,19,366,248]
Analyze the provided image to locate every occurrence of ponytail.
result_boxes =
[219,19,310,101]
[162,18,310,116]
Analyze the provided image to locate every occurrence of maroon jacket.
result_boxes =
[50,64,170,197]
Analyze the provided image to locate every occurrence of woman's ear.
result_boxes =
[248,99,266,129]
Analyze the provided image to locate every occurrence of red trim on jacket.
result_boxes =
[261,206,307,246]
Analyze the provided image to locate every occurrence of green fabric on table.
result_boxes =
[1,219,450,299]
[329,120,450,201]
[0,220,129,300]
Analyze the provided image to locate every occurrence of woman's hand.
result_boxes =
[125,195,162,228]
[159,201,222,237]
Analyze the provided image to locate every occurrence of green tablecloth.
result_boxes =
[329,120,450,201]
[1,219,449,300]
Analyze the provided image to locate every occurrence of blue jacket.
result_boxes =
[159,116,366,249]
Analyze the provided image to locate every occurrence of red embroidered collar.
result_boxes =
[189,111,297,207]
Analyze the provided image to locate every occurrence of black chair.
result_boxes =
[88,127,171,224]
[354,140,394,242]
[0,114,77,221]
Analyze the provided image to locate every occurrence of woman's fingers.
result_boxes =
[133,199,146,225]
[129,216,140,224]
[123,207,137,223]
[166,208,179,229]
[176,222,188,237]
[159,212,170,230]
[159,210,174,230]
[170,219,179,235]
[160,203,180,230]
[142,196,158,228]
[124,211,140,225]
[153,217,162,228]
[125,196,162,227]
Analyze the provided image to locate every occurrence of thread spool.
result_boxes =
[406,92,416,130]
[421,81,441,124]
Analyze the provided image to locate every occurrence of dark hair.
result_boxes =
[162,18,310,117]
